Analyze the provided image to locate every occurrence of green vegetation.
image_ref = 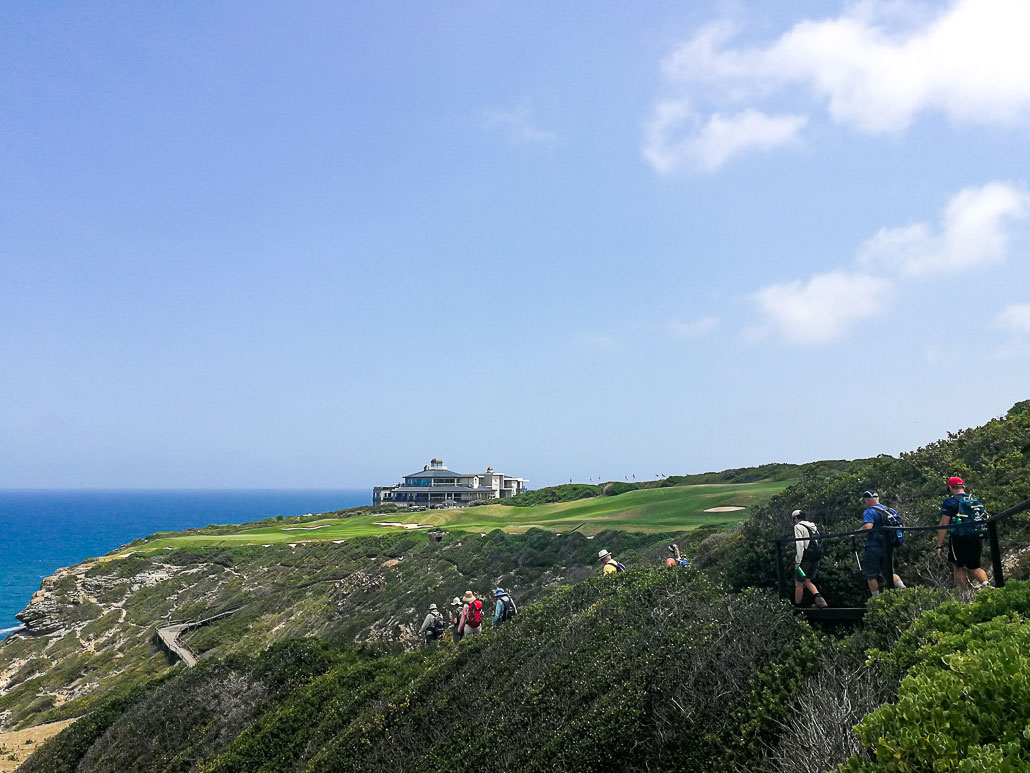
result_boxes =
[122,481,781,555]
[10,399,1030,772]
[24,569,820,773]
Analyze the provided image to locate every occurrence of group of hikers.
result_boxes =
[791,476,992,608]
[417,587,519,645]
[416,476,986,639]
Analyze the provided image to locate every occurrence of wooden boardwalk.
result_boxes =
[156,609,238,667]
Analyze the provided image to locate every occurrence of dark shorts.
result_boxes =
[949,536,982,570]
[862,542,885,580]
[797,554,820,581]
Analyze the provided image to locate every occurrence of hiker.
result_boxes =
[665,544,688,568]
[418,603,445,645]
[937,476,990,591]
[859,490,906,596]
[493,588,518,626]
[449,597,463,643]
[457,590,484,639]
[791,510,828,608]
[598,549,625,575]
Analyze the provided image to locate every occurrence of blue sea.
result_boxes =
[0,489,368,637]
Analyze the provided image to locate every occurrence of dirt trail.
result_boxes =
[0,719,76,771]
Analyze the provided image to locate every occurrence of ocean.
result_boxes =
[0,489,369,637]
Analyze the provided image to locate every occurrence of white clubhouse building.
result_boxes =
[373,458,528,507]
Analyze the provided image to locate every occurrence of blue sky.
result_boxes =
[3,1,1029,489]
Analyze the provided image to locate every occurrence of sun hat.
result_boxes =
[462,590,475,603]
[791,509,804,519]
[494,588,506,597]
[428,603,438,611]
[598,549,611,560]
[947,476,965,488]
[451,597,461,606]
[861,490,878,499]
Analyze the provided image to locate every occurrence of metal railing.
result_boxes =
[772,496,1030,600]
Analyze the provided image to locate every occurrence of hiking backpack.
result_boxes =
[872,505,904,546]
[428,614,445,639]
[466,599,483,628]
[801,523,824,561]
[500,596,518,622]
[953,494,988,538]
[611,560,626,573]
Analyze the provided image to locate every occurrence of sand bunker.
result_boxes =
[281,524,330,531]
[373,522,430,530]
[704,506,746,512]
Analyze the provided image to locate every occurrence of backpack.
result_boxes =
[871,505,904,546]
[466,600,483,628]
[953,494,987,538]
[611,560,626,573]
[500,596,518,622]
[800,523,824,561]
[428,614,445,639]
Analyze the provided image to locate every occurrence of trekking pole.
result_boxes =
[852,537,862,572]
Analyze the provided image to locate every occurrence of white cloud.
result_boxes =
[753,271,895,345]
[858,182,1029,277]
[644,100,806,172]
[752,181,1028,345]
[648,0,1030,169]
[995,303,1030,335]
[667,317,719,338]
[483,103,557,145]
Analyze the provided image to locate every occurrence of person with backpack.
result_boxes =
[458,590,483,639]
[859,490,906,596]
[492,588,518,626]
[936,476,990,591]
[791,509,828,608]
[598,549,626,575]
[665,544,689,568]
[417,603,445,645]
[449,597,463,643]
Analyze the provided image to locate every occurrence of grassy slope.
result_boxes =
[123,481,788,554]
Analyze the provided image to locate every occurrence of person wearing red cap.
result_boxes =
[936,477,990,591]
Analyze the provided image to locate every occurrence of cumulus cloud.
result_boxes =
[646,0,1030,171]
[857,182,1030,277]
[753,181,1028,345]
[643,100,806,172]
[483,103,557,144]
[753,271,895,345]
[667,317,719,339]
[995,303,1030,335]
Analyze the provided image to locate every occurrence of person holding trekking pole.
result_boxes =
[937,477,990,591]
[791,510,828,608]
[859,490,906,596]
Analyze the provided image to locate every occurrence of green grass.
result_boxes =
[116,481,790,555]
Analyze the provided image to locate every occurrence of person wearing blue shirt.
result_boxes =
[936,476,990,591]
[492,588,517,626]
[859,490,906,596]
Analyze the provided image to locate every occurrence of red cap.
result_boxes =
[947,477,965,488]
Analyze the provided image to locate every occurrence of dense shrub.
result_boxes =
[839,581,1030,771]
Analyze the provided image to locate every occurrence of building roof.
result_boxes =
[391,485,492,494]
[402,469,473,480]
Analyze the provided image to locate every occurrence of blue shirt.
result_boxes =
[863,506,887,547]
